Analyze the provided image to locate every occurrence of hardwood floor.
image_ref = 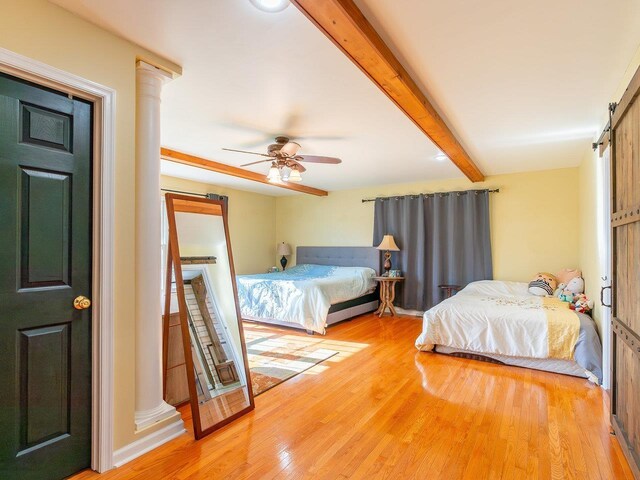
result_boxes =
[74,314,632,479]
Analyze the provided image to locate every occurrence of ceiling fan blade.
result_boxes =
[222,148,271,157]
[238,137,275,148]
[219,120,270,135]
[295,155,342,164]
[240,159,272,167]
[280,141,301,157]
[293,134,347,141]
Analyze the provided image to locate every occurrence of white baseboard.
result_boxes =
[113,415,186,468]
[396,307,424,317]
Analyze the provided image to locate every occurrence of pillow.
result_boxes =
[528,272,557,296]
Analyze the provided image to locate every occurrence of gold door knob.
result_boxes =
[74,296,92,310]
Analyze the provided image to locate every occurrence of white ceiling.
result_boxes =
[52,0,640,196]
[356,0,640,174]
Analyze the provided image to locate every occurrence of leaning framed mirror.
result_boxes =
[163,193,254,439]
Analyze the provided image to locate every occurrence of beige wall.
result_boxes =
[161,176,276,275]
[0,0,180,450]
[276,168,581,283]
[174,213,245,361]
[2,0,631,459]
[578,149,604,331]
[578,44,640,335]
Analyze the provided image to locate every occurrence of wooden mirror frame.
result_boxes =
[162,193,254,439]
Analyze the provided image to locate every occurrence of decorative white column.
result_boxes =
[134,61,178,430]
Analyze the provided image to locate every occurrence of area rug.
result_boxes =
[243,324,338,396]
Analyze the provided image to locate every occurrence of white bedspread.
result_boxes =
[236,264,376,334]
[415,280,579,359]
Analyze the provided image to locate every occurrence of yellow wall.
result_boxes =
[0,0,180,450]
[276,168,581,283]
[161,176,276,275]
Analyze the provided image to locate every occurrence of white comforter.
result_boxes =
[237,264,376,334]
[415,280,577,359]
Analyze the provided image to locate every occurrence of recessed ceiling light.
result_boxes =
[249,0,290,13]
[434,152,448,162]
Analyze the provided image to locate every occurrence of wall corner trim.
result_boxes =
[113,417,186,468]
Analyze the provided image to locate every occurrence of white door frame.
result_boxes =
[0,47,116,472]
[599,146,613,391]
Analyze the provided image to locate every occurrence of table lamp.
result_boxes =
[277,242,292,270]
[376,234,400,275]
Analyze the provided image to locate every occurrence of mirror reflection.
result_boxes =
[164,195,253,439]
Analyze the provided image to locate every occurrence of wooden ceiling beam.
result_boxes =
[291,0,484,182]
[160,148,329,197]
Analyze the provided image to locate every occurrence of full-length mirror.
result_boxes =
[163,194,254,439]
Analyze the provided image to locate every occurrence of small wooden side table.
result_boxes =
[374,276,404,317]
[438,284,462,299]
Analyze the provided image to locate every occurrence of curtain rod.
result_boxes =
[161,188,207,197]
[361,188,500,203]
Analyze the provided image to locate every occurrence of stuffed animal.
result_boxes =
[571,293,594,314]
[528,272,557,296]
[554,283,567,298]
[564,276,585,295]
[555,268,582,286]
[554,283,575,302]
[555,276,587,304]
[559,291,575,303]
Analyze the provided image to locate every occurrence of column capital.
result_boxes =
[136,60,174,83]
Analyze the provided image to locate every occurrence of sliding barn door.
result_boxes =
[610,75,640,478]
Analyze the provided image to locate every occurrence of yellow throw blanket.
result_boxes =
[542,297,580,359]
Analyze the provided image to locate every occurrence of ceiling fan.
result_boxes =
[222,136,341,183]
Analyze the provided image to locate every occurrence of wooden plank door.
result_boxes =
[0,73,92,479]
[610,82,640,478]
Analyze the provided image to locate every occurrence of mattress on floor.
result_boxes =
[416,280,603,384]
[434,345,596,382]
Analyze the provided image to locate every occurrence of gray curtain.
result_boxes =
[373,190,493,310]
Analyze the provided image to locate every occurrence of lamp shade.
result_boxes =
[287,167,302,182]
[277,242,292,256]
[267,164,281,183]
[376,235,400,251]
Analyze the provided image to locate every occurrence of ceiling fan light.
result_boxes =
[267,164,281,183]
[249,0,289,13]
[287,167,302,182]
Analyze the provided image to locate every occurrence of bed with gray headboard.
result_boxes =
[236,246,380,334]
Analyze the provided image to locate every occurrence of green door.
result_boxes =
[0,73,92,479]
